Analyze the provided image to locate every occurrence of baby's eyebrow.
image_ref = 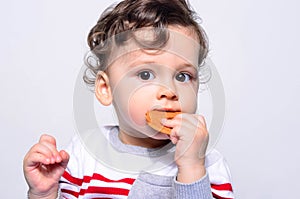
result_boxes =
[171,62,198,71]
[179,63,196,68]
[127,60,196,69]
[127,60,156,68]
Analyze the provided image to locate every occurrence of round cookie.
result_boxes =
[145,110,181,135]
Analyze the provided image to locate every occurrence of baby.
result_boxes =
[23,0,234,198]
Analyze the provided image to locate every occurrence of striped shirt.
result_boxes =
[59,126,234,198]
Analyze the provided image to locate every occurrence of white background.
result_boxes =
[1,0,299,198]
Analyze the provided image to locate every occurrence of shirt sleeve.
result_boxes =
[173,173,213,199]
[206,149,235,199]
[173,149,234,199]
[127,172,213,199]
[58,135,84,198]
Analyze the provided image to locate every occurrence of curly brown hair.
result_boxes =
[83,0,209,87]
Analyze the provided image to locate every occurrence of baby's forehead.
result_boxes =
[107,27,200,68]
[115,49,197,71]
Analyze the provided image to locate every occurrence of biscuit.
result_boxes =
[145,110,181,135]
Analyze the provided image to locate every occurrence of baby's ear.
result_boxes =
[95,71,112,106]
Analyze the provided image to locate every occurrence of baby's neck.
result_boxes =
[118,130,170,148]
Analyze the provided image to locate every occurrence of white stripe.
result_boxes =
[81,179,132,190]
[78,193,128,199]
[211,188,234,198]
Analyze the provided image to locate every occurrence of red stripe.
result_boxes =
[61,189,79,198]
[61,186,130,197]
[212,192,233,199]
[211,183,233,191]
[62,171,135,186]
[85,186,129,195]
[62,172,83,186]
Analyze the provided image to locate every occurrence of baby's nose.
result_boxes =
[157,86,178,101]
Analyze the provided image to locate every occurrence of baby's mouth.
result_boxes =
[152,107,181,113]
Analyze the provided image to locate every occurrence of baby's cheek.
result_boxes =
[128,101,148,127]
[126,87,154,127]
[180,91,198,113]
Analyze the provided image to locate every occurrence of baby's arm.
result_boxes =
[163,114,209,182]
[23,134,69,199]
[163,115,234,198]
[162,114,213,198]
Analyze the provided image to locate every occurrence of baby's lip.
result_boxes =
[152,108,181,112]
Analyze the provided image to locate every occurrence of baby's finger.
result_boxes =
[169,130,179,144]
[161,114,182,128]
[39,134,57,147]
[197,115,207,129]
[169,125,182,138]
[59,150,70,169]
[24,150,53,170]
[169,115,202,138]
[29,143,55,160]
[39,134,60,162]
[29,152,53,166]
[24,143,59,167]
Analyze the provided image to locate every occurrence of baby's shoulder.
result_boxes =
[205,149,225,167]
[205,149,232,182]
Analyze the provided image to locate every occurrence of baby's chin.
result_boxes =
[149,132,170,140]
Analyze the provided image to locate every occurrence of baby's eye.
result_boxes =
[138,71,155,80]
[175,72,192,82]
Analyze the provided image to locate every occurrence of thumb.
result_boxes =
[59,150,69,169]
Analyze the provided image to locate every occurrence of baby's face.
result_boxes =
[105,26,200,139]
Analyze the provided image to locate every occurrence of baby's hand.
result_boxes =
[23,134,69,199]
[162,114,209,183]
